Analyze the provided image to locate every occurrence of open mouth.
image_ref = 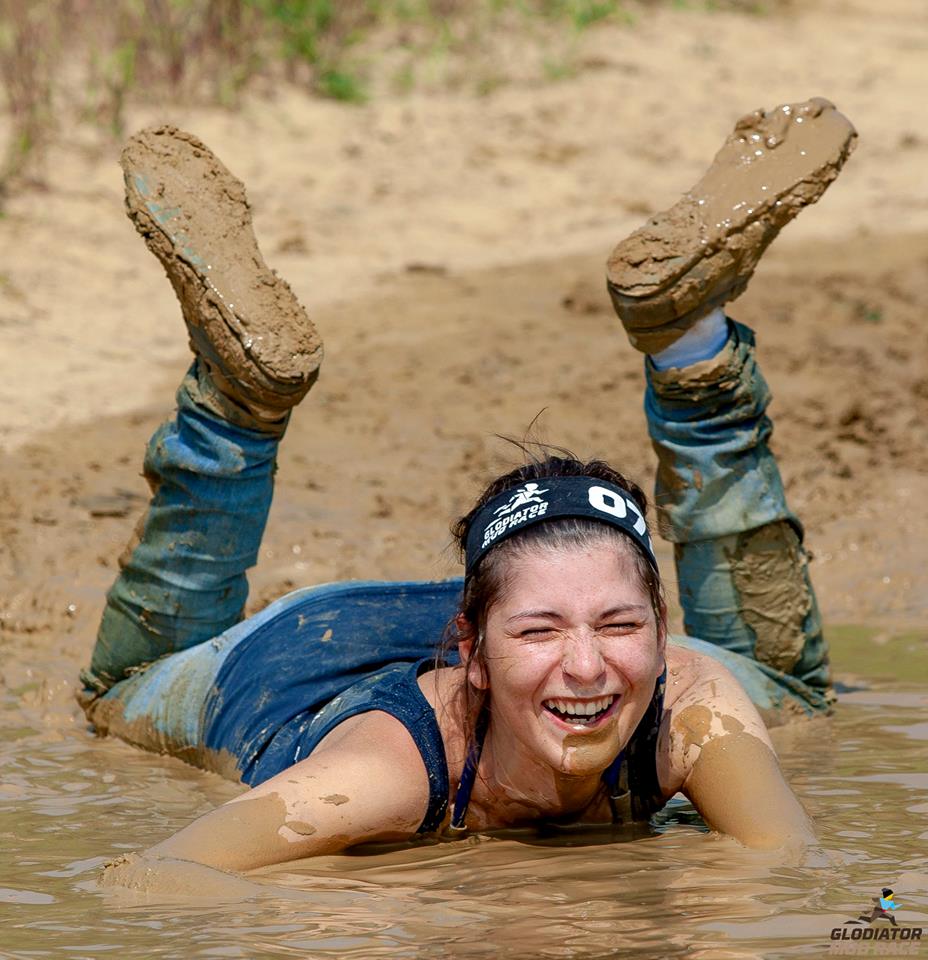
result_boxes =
[542,695,617,728]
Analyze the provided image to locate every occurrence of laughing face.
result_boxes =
[469,540,665,783]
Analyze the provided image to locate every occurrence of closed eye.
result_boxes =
[600,620,646,633]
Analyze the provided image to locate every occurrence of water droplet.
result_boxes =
[795,116,804,123]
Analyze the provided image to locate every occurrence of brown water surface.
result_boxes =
[2,628,927,959]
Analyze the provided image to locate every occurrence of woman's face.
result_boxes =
[472,541,664,780]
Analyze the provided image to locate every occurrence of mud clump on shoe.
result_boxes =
[607,97,857,354]
[121,126,323,418]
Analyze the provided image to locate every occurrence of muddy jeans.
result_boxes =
[647,321,832,723]
[79,321,832,772]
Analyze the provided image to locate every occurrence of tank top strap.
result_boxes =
[449,707,490,830]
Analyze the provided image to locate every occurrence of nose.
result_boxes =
[561,630,606,687]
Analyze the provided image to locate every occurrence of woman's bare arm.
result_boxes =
[659,648,815,850]
[127,710,431,875]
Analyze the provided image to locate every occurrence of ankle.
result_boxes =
[650,308,730,370]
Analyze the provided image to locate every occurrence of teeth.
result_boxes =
[544,696,615,718]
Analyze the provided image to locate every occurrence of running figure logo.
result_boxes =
[853,889,900,926]
[493,483,549,517]
[829,886,923,952]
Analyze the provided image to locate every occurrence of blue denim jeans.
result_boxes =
[80,324,832,777]
[646,321,832,720]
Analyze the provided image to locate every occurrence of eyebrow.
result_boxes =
[506,603,648,624]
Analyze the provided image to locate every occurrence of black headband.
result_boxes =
[464,476,657,577]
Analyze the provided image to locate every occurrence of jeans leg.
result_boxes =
[81,359,283,695]
[645,321,833,720]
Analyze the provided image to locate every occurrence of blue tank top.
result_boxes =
[200,579,666,832]
[228,658,665,833]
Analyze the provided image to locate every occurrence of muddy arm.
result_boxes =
[660,649,816,850]
[143,711,431,873]
[100,850,268,899]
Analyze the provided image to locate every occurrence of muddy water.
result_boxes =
[1,627,926,959]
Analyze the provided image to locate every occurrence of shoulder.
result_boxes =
[416,664,471,773]
[654,643,815,848]
[656,642,774,796]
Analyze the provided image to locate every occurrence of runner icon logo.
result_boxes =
[481,484,550,549]
[828,888,924,956]
[493,483,549,516]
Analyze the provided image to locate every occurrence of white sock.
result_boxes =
[650,307,730,370]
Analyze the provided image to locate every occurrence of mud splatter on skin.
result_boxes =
[558,726,623,789]
[147,792,302,872]
[321,793,349,806]
[673,704,713,751]
[720,714,744,735]
[284,820,317,836]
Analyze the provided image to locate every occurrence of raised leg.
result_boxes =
[80,361,284,695]
[645,318,832,721]
[80,125,322,704]
[607,97,857,722]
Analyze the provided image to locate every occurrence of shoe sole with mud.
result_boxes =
[121,125,323,412]
[606,97,857,354]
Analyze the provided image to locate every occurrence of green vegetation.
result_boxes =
[0,0,773,198]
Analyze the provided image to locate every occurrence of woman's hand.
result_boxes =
[100,851,264,900]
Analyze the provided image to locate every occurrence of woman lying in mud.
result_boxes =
[80,97,857,876]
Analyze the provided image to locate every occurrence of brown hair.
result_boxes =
[437,450,667,750]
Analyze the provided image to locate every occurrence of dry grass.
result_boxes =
[0,0,781,200]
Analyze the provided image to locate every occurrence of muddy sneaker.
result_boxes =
[606,97,857,354]
[121,125,323,422]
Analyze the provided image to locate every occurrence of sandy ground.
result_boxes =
[0,0,926,703]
